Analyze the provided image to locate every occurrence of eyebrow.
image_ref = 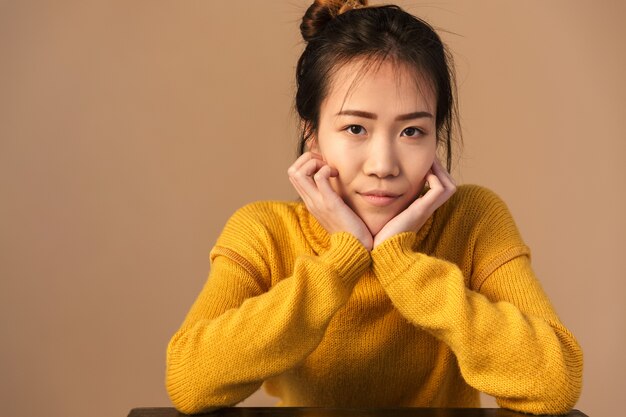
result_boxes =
[336,110,434,121]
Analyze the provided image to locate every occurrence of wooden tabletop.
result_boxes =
[128,407,589,417]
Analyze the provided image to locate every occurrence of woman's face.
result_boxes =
[310,60,437,236]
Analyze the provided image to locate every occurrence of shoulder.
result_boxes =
[210,200,305,276]
[213,200,316,261]
[433,184,518,231]
[222,200,301,229]
[444,184,510,216]
[431,184,530,272]
[216,200,303,247]
[427,184,531,289]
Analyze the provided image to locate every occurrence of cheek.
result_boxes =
[318,144,358,183]
[324,153,360,198]
[405,149,436,187]
[326,157,352,192]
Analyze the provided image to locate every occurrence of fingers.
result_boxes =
[431,158,456,191]
[313,164,331,185]
[404,159,456,220]
[288,155,326,198]
[288,153,372,249]
[423,159,456,201]
[288,152,337,181]
[288,152,340,207]
[287,151,323,174]
[288,153,322,202]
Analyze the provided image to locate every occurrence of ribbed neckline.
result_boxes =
[295,201,435,255]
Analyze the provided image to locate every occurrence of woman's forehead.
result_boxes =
[324,58,437,114]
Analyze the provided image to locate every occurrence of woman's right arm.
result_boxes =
[165,225,370,414]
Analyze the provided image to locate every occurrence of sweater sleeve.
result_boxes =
[165,206,371,414]
[371,233,582,415]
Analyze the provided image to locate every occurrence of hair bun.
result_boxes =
[300,0,368,42]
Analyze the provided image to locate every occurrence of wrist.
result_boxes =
[371,232,419,281]
[322,232,372,286]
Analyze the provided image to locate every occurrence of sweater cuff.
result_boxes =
[371,232,419,285]
[321,232,371,287]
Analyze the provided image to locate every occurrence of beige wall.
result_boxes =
[1,1,624,416]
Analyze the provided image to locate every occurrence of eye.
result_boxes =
[401,127,424,138]
[345,125,367,135]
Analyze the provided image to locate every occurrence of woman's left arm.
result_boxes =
[371,233,583,415]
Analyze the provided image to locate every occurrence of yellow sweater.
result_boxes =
[166,184,582,415]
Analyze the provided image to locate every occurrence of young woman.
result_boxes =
[165,1,583,414]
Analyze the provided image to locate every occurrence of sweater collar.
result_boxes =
[296,201,434,255]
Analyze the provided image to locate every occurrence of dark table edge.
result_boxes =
[127,407,588,417]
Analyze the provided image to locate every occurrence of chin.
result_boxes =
[363,214,394,236]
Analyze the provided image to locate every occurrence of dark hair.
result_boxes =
[295,0,460,171]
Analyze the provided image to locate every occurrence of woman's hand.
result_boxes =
[373,158,456,249]
[288,152,374,250]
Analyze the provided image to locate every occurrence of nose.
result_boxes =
[362,135,400,178]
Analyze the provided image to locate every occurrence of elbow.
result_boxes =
[165,334,258,414]
[165,333,230,414]
[528,329,584,415]
[165,363,232,415]
[170,400,224,415]
[544,334,584,414]
[499,389,580,416]
[169,396,222,416]
[550,365,583,415]
[498,381,581,416]
[499,354,583,415]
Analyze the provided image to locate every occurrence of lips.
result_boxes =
[358,190,402,207]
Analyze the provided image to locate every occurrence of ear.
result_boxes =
[302,120,320,153]
[306,135,320,153]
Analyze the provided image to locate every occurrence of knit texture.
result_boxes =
[166,184,583,415]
